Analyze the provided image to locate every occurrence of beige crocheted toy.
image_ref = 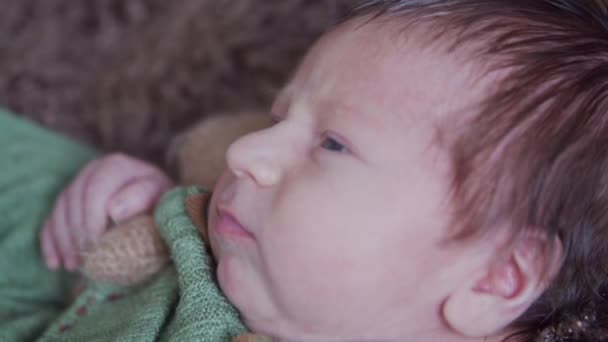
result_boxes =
[81,111,272,287]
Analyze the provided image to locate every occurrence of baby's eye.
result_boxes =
[320,136,349,153]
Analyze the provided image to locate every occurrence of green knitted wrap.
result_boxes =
[0,110,96,341]
[0,110,248,341]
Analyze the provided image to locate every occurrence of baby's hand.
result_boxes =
[40,153,174,271]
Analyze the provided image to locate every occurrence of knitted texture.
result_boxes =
[37,190,248,341]
[0,109,97,341]
[81,215,170,286]
[158,187,249,340]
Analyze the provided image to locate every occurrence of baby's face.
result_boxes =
[208,21,497,340]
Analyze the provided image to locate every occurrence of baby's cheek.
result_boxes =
[216,256,244,302]
[275,252,358,305]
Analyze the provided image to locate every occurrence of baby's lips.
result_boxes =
[216,206,255,239]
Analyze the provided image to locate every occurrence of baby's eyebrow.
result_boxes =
[272,85,392,134]
[321,100,391,131]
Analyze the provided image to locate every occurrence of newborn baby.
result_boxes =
[37,1,608,341]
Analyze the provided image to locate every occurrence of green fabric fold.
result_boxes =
[0,110,97,341]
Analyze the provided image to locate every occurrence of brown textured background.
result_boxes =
[0,0,359,165]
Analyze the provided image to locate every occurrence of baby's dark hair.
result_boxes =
[348,1,608,341]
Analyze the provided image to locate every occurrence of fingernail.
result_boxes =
[109,202,125,223]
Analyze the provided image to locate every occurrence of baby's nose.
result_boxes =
[226,130,282,187]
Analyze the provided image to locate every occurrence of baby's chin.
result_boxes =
[211,256,288,339]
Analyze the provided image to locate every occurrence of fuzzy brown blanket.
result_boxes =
[0,0,358,165]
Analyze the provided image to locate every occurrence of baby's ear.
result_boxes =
[442,231,563,338]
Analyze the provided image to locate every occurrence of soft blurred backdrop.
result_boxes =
[0,0,359,165]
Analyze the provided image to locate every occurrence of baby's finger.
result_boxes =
[108,174,174,223]
[83,154,168,242]
[40,223,60,270]
[51,196,79,271]
[66,159,100,251]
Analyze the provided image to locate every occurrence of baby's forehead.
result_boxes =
[297,19,494,129]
